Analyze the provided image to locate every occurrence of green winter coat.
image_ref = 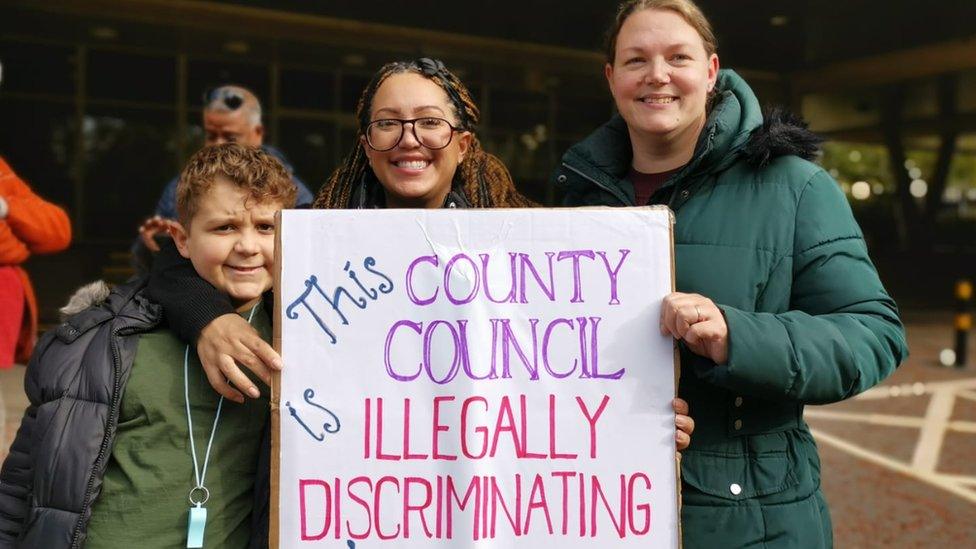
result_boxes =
[554,70,908,548]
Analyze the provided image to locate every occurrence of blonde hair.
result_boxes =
[605,0,718,63]
[176,143,296,226]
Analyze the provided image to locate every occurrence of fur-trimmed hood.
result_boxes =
[685,69,821,176]
[743,107,823,168]
[54,277,160,344]
[59,280,112,321]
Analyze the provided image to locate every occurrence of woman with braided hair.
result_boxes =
[315,58,534,210]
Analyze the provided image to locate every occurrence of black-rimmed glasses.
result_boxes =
[365,117,459,152]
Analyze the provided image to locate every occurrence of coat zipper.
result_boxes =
[70,320,159,547]
[664,126,718,211]
[560,162,632,206]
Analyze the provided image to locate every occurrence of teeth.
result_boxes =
[642,97,676,104]
[396,160,429,169]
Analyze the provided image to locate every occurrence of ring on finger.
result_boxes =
[695,304,702,323]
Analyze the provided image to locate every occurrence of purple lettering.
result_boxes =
[479,253,518,304]
[595,249,631,305]
[423,320,461,385]
[542,318,577,378]
[385,320,423,381]
[444,253,480,305]
[556,250,596,303]
[405,255,439,306]
[518,252,556,303]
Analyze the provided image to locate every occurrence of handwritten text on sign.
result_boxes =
[276,208,677,548]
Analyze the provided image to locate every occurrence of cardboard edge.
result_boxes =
[637,205,683,548]
[269,209,283,549]
[661,206,683,549]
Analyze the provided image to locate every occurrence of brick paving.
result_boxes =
[808,310,976,547]
[1,310,973,546]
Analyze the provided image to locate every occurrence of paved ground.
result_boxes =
[0,365,23,458]
[808,310,976,547]
[1,310,973,545]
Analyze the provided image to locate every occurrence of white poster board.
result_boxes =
[273,208,677,548]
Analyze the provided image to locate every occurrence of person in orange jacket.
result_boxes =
[0,156,72,367]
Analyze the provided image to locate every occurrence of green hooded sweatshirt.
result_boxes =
[554,70,908,548]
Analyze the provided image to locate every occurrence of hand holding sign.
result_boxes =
[673,397,694,451]
[660,292,729,365]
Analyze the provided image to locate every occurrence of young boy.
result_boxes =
[0,143,296,548]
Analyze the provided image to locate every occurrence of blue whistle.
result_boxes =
[187,505,207,548]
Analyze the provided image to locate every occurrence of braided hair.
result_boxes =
[313,58,536,209]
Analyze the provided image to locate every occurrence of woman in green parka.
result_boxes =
[554,1,909,546]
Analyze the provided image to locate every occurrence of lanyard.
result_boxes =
[185,303,260,548]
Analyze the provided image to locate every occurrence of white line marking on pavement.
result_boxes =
[810,428,976,505]
[805,409,976,434]
[808,377,976,504]
[854,378,976,400]
[939,474,976,487]
[805,410,923,428]
[912,391,956,472]
[949,420,976,433]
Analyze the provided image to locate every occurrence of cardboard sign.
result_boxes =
[273,208,678,548]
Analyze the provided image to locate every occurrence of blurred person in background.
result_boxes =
[0,60,72,369]
[553,1,908,546]
[133,85,314,272]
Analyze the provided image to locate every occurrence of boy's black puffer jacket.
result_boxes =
[0,278,270,548]
[0,278,161,548]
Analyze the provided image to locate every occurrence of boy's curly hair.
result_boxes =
[176,143,296,226]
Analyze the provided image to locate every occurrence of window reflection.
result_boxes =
[0,99,75,207]
[82,107,177,239]
[0,41,75,96]
[87,50,175,103]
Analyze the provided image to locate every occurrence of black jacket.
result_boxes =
[0,279,270,548]
[0,278,161,548]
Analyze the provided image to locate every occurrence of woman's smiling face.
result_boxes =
[606,8,718,145]
[362,72,471,209]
